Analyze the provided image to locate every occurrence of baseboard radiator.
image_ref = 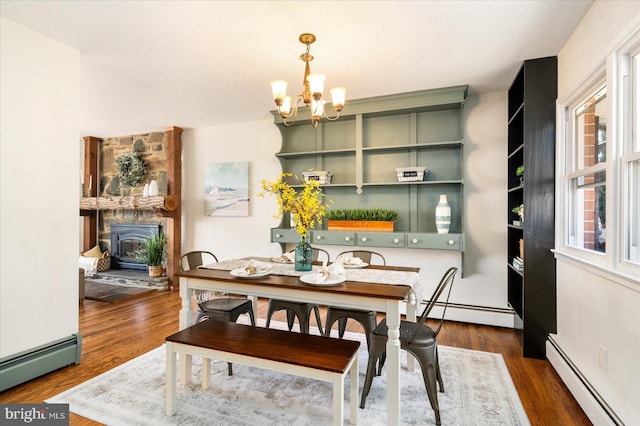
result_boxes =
[547,336,623,426]
[0,333,82,392]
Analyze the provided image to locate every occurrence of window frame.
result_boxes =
[556,28,640,287]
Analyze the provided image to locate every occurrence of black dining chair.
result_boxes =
[360,267,458,426]
[324,250,386,349]
[264,247,329,334]
[181,250,255,375]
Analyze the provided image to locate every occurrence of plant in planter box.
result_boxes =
[325,208,399,232]
[512,204,524,225]
[143,232,166,277]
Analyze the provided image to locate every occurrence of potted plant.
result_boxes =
[512,204,524,226]
[325,208,399,232]
[143,232,166,277]
[516,165,524,184]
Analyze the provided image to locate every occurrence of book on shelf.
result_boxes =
[512,256,524,271]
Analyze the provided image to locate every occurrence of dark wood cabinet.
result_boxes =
[507,57,557,359]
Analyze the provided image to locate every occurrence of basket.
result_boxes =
[96,250,111,272]
[302,171,332,185]
[395,167,427,182]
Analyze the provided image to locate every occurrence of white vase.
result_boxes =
[435,194,451,234]
[143,184,150,197]
[149,180,159,196]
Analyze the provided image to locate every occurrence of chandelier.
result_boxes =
[270,33,346,128]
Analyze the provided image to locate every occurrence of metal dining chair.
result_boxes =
[324,250,386,349]
[360,267,458,426]
[180,250,255,375]
[264,248,329,334]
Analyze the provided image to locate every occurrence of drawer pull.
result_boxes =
[412,238,418,244]
[393,238,399,244]
[276,234,282,238]
[345,237,351,242]
[448,240,455,246]
[361,237,367,242]
[316,235,322,241]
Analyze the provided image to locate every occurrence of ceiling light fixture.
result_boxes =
[270,33,346,128]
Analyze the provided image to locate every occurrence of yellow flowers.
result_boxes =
[260,173,331,237]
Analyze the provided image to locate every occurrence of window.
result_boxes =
[568,87,607,254]
[560,29,640,280]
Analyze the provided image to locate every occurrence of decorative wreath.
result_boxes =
[115,152,147,187]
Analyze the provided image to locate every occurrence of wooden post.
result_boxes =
[164,126,183,290]
[82,136,100,251]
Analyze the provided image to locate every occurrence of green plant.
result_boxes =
[516,165,524,177]
[143,232,166,266]
[115,152,147,187]
[512,204,524,220]
[325,208,399,221]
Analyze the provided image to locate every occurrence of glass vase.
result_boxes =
[295,235,313,272]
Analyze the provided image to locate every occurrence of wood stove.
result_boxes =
[110,223,161,271]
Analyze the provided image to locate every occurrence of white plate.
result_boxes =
[230,268,270,278]
[300,273,347,286]
[271,256,293,264]
[342,262,369,269]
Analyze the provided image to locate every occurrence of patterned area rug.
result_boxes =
[47,321,529,425]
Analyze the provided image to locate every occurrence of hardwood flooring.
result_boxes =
[0,290,591,425]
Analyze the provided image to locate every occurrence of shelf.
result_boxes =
[508,185,524,193]
[362,180,463,187]
[276,148,356,158]
[507,263,524,277]
[79,195,177,212]
[362,140,463,153]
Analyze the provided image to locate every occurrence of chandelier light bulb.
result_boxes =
[270,80,288,106]
[306,74,326,98]
[330,87,346,111]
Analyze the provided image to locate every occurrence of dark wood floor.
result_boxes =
[0,290,591,425]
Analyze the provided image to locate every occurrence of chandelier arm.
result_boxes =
[322,105,341,121]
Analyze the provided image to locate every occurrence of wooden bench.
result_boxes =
[165,319,360,425]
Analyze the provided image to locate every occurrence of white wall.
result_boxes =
[554,1,640,424]
[183,92,511,326]
[0,19,80,357]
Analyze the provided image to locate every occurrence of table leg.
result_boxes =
[249,295,258,323]
[179,277,194,330]
[385,300,401,425]
[406,298,416,372]
[179,353,192,386]
[166,343,176,415]
[333,374,344,426]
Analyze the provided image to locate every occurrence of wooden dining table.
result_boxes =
[176,258,420,425]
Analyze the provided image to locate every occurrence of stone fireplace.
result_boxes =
[110,223,162,271]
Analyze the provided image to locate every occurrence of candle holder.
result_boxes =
[81,184,85,197]
[87,188,93,197]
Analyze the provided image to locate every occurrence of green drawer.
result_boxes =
[406,233,462,251]
[356,232,406,248]
[271,228,299,243]
[311,231,356,246]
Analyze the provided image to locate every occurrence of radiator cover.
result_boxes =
[0,333,82,392]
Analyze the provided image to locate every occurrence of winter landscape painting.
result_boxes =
[204,161,250,216]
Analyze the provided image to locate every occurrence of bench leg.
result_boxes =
[166,343,176,415]
[333,375,344,426]
[350,355,358,425]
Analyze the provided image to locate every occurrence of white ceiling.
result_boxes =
[1,0,593,137]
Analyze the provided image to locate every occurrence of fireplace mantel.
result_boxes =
[79,195,177,212]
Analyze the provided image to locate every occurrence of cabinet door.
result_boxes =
[311,230,356,246]
[406,233,462,250]
[356,232,406,248]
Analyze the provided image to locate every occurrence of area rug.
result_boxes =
[84,281,156,303]
[47,321,529,425]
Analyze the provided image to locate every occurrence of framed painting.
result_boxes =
[205,161,250,216]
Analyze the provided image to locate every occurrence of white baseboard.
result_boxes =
[546,337,622,426]
[425,302,515,328]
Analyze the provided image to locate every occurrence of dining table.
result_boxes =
[176,257,421,426]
